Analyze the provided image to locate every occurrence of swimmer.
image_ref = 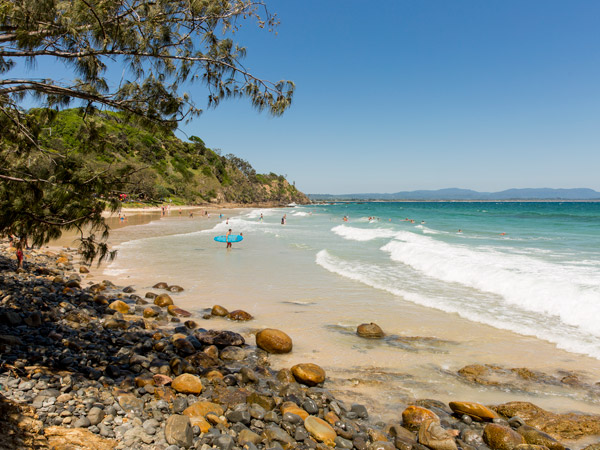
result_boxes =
[458,229,462,233]
[499,232,506,236]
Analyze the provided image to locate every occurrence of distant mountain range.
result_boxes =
[309,188,600,201]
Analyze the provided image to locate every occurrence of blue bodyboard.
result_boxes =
[214,235,243,243]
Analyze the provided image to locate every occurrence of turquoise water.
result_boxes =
[310,201,600,359]
[106,202,600,362]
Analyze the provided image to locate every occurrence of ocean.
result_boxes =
[102,202,600,418]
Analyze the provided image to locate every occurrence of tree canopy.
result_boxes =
[0,0,294,262]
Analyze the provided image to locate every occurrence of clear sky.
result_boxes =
[178,0,600,194]
[10,1,600,194]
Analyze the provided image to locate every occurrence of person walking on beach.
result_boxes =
[15,237,25,270]
[226,229,233,249]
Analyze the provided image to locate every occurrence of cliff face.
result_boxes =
[36,108,310,205]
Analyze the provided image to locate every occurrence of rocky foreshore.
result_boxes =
[0,242,599,450]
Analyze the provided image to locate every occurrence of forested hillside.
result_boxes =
[37,108,309,206]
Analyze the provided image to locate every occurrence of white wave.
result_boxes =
[292,211,310,216]
[315,249,600,359]
[331,225,398,241]
[380,232,600,338]
[245,208,279,219]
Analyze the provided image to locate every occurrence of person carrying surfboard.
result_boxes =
[226,229,233,249]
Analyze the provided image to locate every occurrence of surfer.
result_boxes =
[226,229,233,249]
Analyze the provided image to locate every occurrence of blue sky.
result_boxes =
[10,1,600,194]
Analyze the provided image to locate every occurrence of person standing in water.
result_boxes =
[226,229,233,249]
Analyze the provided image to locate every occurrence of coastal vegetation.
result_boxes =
[0,0,298,261]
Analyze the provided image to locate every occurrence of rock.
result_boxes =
[517,425,565,450]
[483,423,526,450]
[514,445,551,450]
[247,393,276,411]
[167,304,192,317]
[118,393,145,415]
[262,425,295,446]
[418,419,458,450]
[211,305,229,316]
[153,282,169,289]
[238,429,263,446]
[281,401,309,420]
[357,323,385,338]
[494,402,600,440]
[402,405,439,431]
[196,329,245,347]
[227,309,253,321]
[165,414,193,448]
[220,346,248,361]
[171,374,203,394]
[291,363,326,386]
[154,293,174,307]
[183,401,224,418]
[143,307,160,318]
[108,300,130,314]
[304,416,337,446]
[449,401,499,422]
[123,285,135,293]
[168,285,184,292]
[45,426,117,450]
[256,328,293,354]
[79,266,90,273]
[87,407,105,426]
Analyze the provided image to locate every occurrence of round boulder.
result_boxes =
[227,309,253,321]
[171,373,203,394]
[304,415,337,446]
[291,363,326,386]
[153,282,169,289]
[357,322,385,338]
[483,423,526,450]
[108,300,130,315]
[154,293,174,307]
[168,285,184,292]
[449,401,500,422]
[402,405,439,431]
[211,305,229,316]
[256,328,293,354]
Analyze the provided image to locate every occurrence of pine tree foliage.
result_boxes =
[0,0,295,262]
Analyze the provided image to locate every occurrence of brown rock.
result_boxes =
[79,266,89,274]
[402,405,440,431]
[517,425,564,450]
[171,373,203,394]
[153,282,169,289]
[281,401,309,420]
[483,423,526,450]
[93,294,108,305]
[189,415,211,433]
[154,293,173,307]
[167,305,192,317]
[183,401,225,418]
[255,328,293,354]
[184,320,198,329]
[143,307,159,318]
[291,363,326,386]
[134,375,155,388]
[211,305,229,316]
[108,300,130,314]
[304,415,337,446]
[168,285,184,292]
[247,392,276,411]
[276,368,296,384]
[227,309,253,321]
[45,426,117,449]
[324,411,340,425]
[494,402,600,440]
[418,419,458,450]
[449,401,500,422]
[357,322,385,338]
